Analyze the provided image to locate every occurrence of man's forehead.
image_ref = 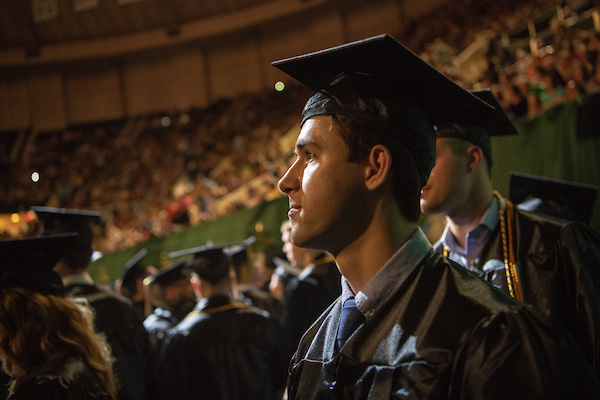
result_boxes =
[295,116,334,147]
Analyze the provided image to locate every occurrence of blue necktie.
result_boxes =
[336,297,366,351]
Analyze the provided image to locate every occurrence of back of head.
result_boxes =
[0,287,117,398]
[0,233,116,397]
[192,247,231,286]
[31,206,102,273]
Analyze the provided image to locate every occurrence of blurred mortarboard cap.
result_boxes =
[272,256,302,278]
[120,248,149,288]
[0,233,78,296]
[223,236,257,268]
[170,246,231,285]
[509,171,598,224]
[436,89,519,167]
[147,259,193,287]
[31,206,101,250]
[272,34,494,187]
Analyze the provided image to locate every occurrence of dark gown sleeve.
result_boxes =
[155,332,194,400]
[555,222,600,375]
[93,297,152,400]
[9,375,112,400]
[450,305,600,400]
[280,267,341,360]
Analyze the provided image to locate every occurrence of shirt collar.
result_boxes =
[341,228,433,319]
[440,196,503,255]
[62,271,95,287]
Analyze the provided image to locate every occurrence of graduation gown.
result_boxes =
[8,356,112,400]
[281,260,341,359]
[143,307,179,349]
[288,250,600,399]
[156,295,288,400]
[436,208,600,377]
[65,283,151,400]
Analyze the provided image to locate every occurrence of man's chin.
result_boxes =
[419,198,432,214]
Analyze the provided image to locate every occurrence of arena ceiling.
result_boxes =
[0,0,285,49]
[0,0,338,67]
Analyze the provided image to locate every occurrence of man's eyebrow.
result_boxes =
[295,138,317,151]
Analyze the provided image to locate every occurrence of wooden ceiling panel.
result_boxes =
[0,1,37,48]
[0,0,276,50]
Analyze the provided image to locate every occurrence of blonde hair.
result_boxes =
[0,288,117,399]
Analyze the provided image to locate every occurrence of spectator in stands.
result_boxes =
[4,0,600,260]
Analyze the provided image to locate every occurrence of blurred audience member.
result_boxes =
[0,234,117,400]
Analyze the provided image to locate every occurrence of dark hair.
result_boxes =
[61,248,93,273]
[331,115,421,222]
[438,124,492,177]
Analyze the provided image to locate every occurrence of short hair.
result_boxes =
[60,247,93,273]
[445,136,492,177]
[331,114,421,222]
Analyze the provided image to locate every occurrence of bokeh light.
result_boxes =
[274,81,285,92]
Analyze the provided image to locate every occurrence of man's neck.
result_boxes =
[447,190,495,249]
[335,210,415,294]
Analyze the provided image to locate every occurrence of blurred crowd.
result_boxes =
[1,0,599,255]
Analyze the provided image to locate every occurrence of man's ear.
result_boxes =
[365,144,392,191]
[466,145,485,172]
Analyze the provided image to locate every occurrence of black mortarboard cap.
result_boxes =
[170,246,231,285]
[148,259,193,287]
[223,236,257,269]
[0,233,78,296]
[272,256,302,278]
[509,171,598,224]
[436,89,519,168]
[272,34,494,187]
[121,248,149,288]
[31,206,101,250]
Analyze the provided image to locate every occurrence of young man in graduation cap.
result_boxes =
[142,259,196,348]
[420,89,600,378]
[274,34,600,398]
[116,248,158,321]
[30,206,152,400]
[155,245,288,400]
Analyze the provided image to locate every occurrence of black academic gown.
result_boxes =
[65,283,151,400]
[0,371,10,400]
[8,356,112,400]
[143,307,179,350]
[288,250,600,399]
[156,295,288,400]
[436,208,600,377]
[280,260,341,359]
